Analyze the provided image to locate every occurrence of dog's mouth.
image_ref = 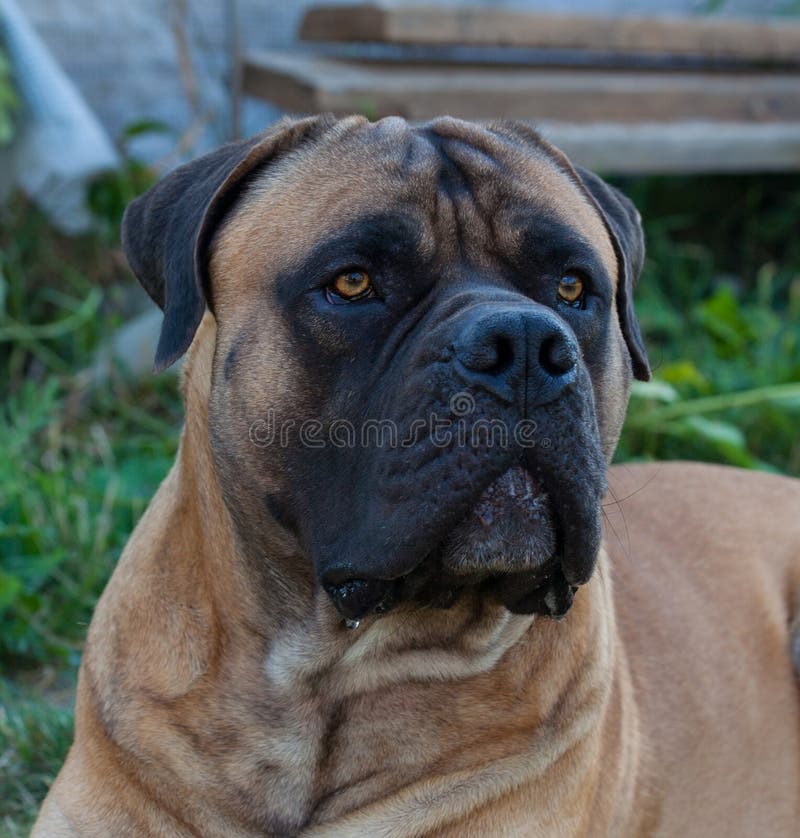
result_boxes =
[324,463,572,625]
[440,466,556,576]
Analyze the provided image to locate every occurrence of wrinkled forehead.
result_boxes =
[213,116,617,285]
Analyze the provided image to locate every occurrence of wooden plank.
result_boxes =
[304,42,782,72]
[536,121,800,174]
[301,5,800,65]
[243,51,800,123]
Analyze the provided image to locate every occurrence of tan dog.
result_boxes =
[35,115,800,837]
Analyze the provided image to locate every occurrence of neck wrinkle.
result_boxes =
[289,557,625,835]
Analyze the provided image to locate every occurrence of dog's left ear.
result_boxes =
[122,115,334,372]
[573,166,650,382]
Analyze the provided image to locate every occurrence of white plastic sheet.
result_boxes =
[0,0,118,232]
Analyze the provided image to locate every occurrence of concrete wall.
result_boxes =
[23,0,386,158]
[21,0,798,162]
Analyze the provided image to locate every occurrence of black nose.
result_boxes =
[453,306,578,406]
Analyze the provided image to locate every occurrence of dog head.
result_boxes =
[122,115,649,623]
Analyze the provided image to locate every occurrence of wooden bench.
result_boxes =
[241,4,800,174]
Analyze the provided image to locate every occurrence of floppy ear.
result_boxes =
[121,115,333,372]
[573,166,651,382]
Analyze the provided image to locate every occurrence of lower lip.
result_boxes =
[471,465,543,527]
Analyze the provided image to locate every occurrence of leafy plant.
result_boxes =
[616,175,800,475]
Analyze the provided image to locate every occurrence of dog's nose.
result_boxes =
[453,307,578,405]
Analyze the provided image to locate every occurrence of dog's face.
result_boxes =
[123,115,649,622]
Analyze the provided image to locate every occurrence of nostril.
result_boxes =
[460,330,515,375]
[492,334,515,375]
[540,334,577,376]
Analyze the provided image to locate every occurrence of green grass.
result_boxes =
[1,172,799,833]
[0,198,182,672]
[0,680,74,837]
[1,197,181,834]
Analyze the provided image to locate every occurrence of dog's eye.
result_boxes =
[326,270,374,303]
[557,273,585,308]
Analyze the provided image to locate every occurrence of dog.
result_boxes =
[34,115,800,836]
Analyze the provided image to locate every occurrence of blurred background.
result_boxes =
[1,1,799,833]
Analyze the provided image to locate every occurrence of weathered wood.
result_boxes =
[537,120,800,173]
[243,51,800,123]
[244,8,800,174]
[302,42,784,72]
[300,5,800,65]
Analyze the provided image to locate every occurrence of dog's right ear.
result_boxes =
[572,166,650,382]
[121,115,335,372]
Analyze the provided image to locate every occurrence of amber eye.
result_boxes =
[328,270,373,301]
[557,273,585,307]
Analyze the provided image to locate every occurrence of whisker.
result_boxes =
[602,466,661,506]
[602,485,632,561]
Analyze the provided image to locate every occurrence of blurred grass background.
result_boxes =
[1,143,800,832]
